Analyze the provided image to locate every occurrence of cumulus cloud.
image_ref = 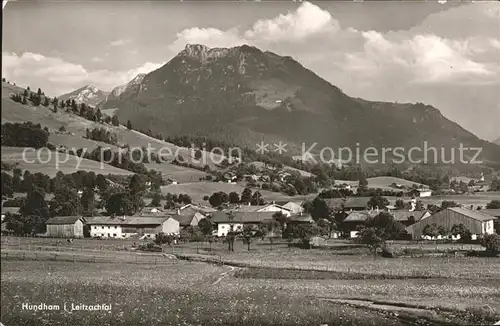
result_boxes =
[343,32,495,85]
[1,51,164,95]
[244,1,339,42]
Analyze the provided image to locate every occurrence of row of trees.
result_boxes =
[204,187,265,208]
[2,170,155,235]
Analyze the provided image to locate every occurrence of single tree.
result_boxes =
[81,187,96,216]
[357,212,407,257]
[240,187,253,204]
[368,195,389,210]
[481,234,500,253]
[441,201,459,210]
[241,225,256,251]
[251,191,264,205]
[127,120,133,130]
[228,191,240,204]
[112,115,120,126]
[209,191,229,207]
[151,191,162,207]
[395,199,405,210]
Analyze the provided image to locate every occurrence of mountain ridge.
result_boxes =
[59,85,109,107]
[93,43,500,165]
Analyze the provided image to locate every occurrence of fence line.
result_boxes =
[0,250,176,265]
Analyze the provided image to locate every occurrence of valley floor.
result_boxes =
[1,237,499,326]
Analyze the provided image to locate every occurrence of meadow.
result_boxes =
[145,162,208,183]
[1,146,132,177]
[1,235,499,325]
[1,260,416,326]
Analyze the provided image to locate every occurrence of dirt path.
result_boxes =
[211,266,239,286]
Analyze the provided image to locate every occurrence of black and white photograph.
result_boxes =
[1,0,500,325]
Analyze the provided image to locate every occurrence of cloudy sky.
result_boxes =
[2,1,499,141]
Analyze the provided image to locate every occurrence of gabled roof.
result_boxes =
[288,214,314,223]
[224,204,291,213]
[275,201,304,207]
[172,212,205,226]
[344,210,378,222]
[46,216,84,225]
[343,210,429,223]
[86,216,172,226]
[210,211,275,224]
[391,210,429,222]
[448,207,496,222]
[480,209,500,218]
[164,204,215,216]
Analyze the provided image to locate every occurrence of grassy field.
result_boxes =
[1,260,419,326]
[335,177,427,192]
[1,146,132,177]
[1,234,499,325]
[145,162,208,183]
[2,256,498,326]
[248,161,313,178]
[417,192,500,207]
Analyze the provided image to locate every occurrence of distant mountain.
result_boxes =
[494,137,500,146]
[99,44,500,165]
[59,85,109,107]
[100,74,146,106]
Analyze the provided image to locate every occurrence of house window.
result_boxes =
[115,226,117,229]
[102,226,104,229]
[113,234,116,237]
[221,226,225,229]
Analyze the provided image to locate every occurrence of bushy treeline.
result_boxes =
[1,122,49,148]
[85,127,118,145]
[1,168,160,235]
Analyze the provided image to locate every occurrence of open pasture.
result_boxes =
[1,259,413,326]
[1,146,132,177]
[174,247,500,279]
[145,162,208,183]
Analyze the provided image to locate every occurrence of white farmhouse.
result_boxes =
[86,216,179,239]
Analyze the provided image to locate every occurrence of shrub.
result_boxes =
[481,234,500,253]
